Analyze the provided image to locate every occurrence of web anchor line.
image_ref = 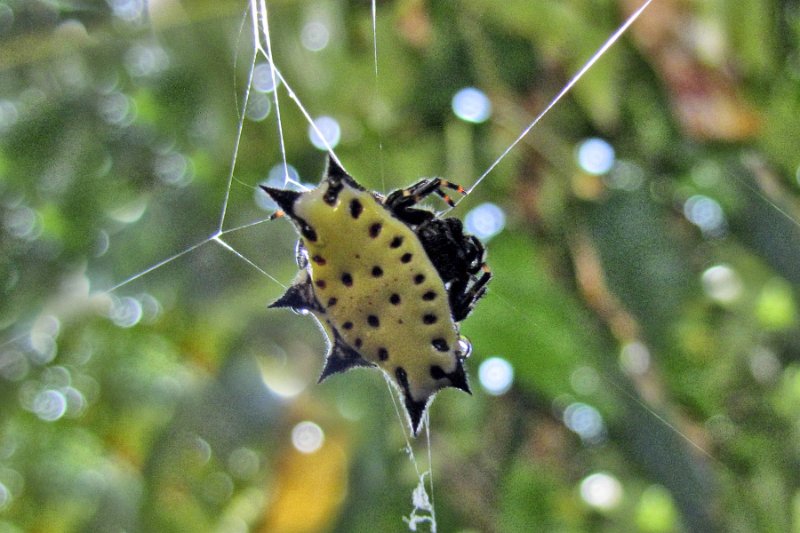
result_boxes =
[253,0,293,191]
[105,236,216,293]
[455,0,656,206]
[102,225,288,295]
[213,234,286,288]
[217,20,257,234]
[371,0,387,192]
[383,375,438,532]
[250,0,345,174]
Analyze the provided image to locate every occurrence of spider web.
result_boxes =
[133,1,667,530]
[2,0,798,531]
[0,0,687,523]
[125,1,697,530]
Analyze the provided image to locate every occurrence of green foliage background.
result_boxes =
[1,0,800,531]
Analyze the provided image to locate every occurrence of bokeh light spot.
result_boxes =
[245,92,272,122]
[570,366,599,395]
[308,116,341,150]
[98,91,134,125]
[563,402,605,444]
[0,4,14,36]
[580,472,623,510]
[30,315,60,365]
[62,386,87,418]
[619,341,651,376]
[701,264,743,304]
[138,293,163,324]
[756,278,797,330]
[107,197,148,224]
[0,350,29,382]
[478,357,514,396]
[203,471,234,504]
[577,138,615,175]
[42,365,70,388]
[256,164,308,211]
[749,346,780,384]
[465,203,505,241]
[228,447,260,480]
[636,485,678,531]
[683,194,726,237]
[192,435,212,465]
[258,356,307,399]
[451,87,492,123]
[33,389,67,421]
[253,63,281,93]
[125,43,169,77]
[155,152,193,187]
[109,296,143,328]
[691,160,723,187]
[0,99,18,133]
[0,480,10,510]
[107,0,145,23]
[291,421,325,454]
[301,21,330,51]
[4,205,40,241]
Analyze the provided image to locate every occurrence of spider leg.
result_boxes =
[385,178,466,210]
[451,265,492,322]
[385,178,466,226]
[431,180,466,207]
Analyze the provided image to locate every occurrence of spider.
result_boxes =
[262,155,491,434]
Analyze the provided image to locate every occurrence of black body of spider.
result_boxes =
[382,178,491,322]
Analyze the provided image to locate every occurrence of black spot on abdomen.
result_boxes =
[350,199,363,219]
[430,365,446,380]
[431,338,449,352]
[302,226,317,242]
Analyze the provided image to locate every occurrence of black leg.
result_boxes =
[384,178,465,213]
[451,267,491,322]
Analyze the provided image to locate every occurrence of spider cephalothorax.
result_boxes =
[262,155,491,434]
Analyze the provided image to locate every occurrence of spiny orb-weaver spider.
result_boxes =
[262,156,491,434]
